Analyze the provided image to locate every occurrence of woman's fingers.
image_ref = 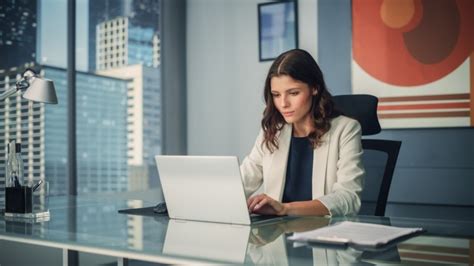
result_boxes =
[247,194,259,206]
[254,197,269,211]
[247,194,286,215]
[247,194,263,211]
[247,194,268,211]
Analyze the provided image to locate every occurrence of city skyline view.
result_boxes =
[0,0,162,203]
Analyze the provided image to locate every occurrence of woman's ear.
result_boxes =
[312,87,318,96]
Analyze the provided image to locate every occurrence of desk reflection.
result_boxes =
[246,217,401,265]
[163,219,250,263]
[159,217,401,265]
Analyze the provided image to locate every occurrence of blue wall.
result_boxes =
[318,0,474,206]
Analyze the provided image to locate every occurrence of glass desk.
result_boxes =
[1,193,473,265]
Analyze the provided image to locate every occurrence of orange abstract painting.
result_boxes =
[352,0,473,128]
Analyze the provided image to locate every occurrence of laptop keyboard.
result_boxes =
[250,214,283,223]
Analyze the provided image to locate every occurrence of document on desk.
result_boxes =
[288,221,424,247]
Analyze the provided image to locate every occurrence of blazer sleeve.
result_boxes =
[318,119,365,216]
[240,130,265,198]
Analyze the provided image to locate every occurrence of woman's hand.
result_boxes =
[247,194,287,216]
[249,224,286,246]
[248,196,331,216]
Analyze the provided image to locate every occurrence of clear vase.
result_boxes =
[6,140,24,188]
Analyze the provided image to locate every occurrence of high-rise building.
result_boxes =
[92,2,162,193]
[43,66,130,195]
[96,16,160,71]
[97,64,161,191]
[88,0,160,71]
[152,34,160,68]
[0,0,37,69]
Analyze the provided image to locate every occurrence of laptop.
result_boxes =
[155,155,286,225]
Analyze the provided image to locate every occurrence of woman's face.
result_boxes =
[270,75,316,125]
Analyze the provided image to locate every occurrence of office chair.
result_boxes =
[332,94,402,216]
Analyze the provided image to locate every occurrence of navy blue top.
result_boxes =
[282,136,314,203]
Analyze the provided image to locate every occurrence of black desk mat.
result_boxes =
[118,206,167,217]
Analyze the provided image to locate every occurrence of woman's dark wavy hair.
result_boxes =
[261,49,339,152]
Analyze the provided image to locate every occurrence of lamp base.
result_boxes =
[5,186,33,213]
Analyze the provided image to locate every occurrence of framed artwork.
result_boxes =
[351,0,473,129]
[258,0,298,62]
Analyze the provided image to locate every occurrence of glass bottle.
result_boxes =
[6,140,24,188]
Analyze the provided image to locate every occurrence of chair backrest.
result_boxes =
[361,139,401,216]
[332,94,381,135]
[332,94,402,216]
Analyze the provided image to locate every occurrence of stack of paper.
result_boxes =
[288,221,424,247]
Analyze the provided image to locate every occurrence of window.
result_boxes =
[77,0,162,194]
[0,0,63,201]
[1,0,163,200]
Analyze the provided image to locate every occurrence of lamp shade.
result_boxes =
[22,76,58,104]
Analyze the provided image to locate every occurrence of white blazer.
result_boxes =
[240,115,365,216]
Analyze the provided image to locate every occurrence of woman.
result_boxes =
[241,49,364,217]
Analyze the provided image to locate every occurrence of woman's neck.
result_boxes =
[292,116,314,137]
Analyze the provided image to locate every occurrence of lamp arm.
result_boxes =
[0,87,20,101]
[0,68,38,101]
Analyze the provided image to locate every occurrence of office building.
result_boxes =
[89,0,160,71]
[152,34,160,68]
[96,16,160,71]
[0,0,37,70]
[97,64,161,191]
[42,66,130,195]
[92,5,162,191]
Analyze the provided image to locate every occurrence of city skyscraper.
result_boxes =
[88,0,160,71]
[95,7,162,191]
[43,66,130,195]
[96,16,160,70]
[97,64,161,191]
[0,0,37,69]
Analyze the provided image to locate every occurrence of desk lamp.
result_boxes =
[2,68,58,214]
[0,68,58,103]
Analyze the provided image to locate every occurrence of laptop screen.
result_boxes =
[155,156,251,225]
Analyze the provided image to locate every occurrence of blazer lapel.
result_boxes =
[312,130,331,198]
[266,124,292,201]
